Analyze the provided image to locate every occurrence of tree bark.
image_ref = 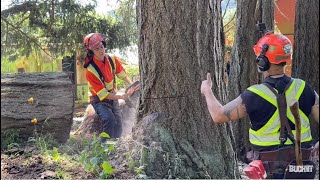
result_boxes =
[1,72,74,143]
[227,0,274,162]
[262,0,274,31]
[292,0,319,142]
[132,0,238,178]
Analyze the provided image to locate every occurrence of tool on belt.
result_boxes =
[283,102,316,179]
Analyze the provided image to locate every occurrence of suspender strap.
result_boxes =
[88,55,116,90]
[90,59,105,83]
[107,55,116,88]
[263,78,295,145]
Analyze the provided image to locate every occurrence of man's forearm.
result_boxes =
[106,92,125,100]
[203,91,225,123]
[312,91,319,123]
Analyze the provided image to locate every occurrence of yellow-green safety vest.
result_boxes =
[247,78,312,146]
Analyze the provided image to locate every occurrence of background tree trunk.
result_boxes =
[262,0,274,31]
[292,0,319,143]
[227,0,274,162]
[1,72,74,143]
[133,0,238,178]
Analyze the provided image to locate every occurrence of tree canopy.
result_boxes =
[1,0,134,61]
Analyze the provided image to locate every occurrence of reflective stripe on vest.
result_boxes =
[247,78,312,146]
[87,56,116,91]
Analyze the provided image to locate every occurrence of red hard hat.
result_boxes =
[83,33,106,50]
[253,33,292,64]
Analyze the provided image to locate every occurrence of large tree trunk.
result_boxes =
[292,0,319,142]
[227,0,273,162]
[131,0,238,178]
[1,72,74,143]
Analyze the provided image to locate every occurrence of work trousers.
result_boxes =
[92,100,122,141]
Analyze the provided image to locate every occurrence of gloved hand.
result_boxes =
[125,80,140,94]
[122,84,139,102]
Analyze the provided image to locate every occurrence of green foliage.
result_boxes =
[60,136,91,156]
[115,0,137,45]
[1,56,17,73]
[1,129,21,150]
[28,133,57,154]
[1,0,132,61]
[79,132,115,178]
[51,147,60,161]
[125,150,147,179]
[116,64,139,89]
[55,168,72,180]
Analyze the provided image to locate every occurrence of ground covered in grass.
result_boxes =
[1,136,94,179]
[1,132,140,179]
[0,133,145,179]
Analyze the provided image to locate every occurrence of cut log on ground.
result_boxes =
[1,72,74,143]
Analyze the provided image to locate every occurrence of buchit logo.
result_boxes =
[288,165,314,173]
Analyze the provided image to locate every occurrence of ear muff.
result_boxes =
[256,44,270,71]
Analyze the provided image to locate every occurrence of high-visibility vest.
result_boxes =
[247,78,312,146]
[87,55,117,99]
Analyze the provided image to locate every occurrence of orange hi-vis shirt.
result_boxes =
[86,54,128,101]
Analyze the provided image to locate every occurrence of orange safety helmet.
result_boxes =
[83,33,106,50]
[253,33,292,65]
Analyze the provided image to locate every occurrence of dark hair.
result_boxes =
[88,50,94,56]
[83,52,94,68]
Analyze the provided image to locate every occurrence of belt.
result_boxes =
[90,95,113,105]
[259,147,312,162]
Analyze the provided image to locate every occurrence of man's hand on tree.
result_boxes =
[201,73,213,95]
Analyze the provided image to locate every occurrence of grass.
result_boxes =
[1,130,119,179]
[1,129,21,150]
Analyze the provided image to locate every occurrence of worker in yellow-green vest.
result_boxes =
[201,32,319,179]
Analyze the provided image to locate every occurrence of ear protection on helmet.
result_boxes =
[256,44,270,71]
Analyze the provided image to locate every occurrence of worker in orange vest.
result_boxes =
[201,32,319,178]
[83,33,139,141]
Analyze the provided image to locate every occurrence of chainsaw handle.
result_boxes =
[125,80,140,93]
